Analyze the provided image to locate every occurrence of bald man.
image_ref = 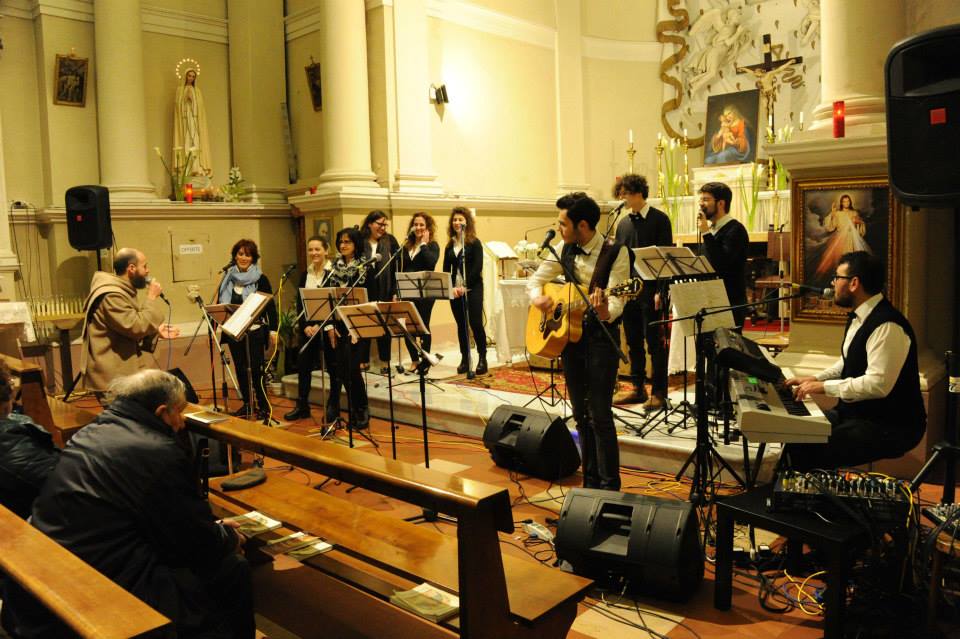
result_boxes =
[79,248,180,393]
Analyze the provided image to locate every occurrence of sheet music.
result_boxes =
[396,271,453,300]
[220,292,272,340]
[204,303,239,325]
[633,247,677,279]
[668,279,735,337]
[484,241,518,260]
[300,287,367,323]
[336,301,428,341]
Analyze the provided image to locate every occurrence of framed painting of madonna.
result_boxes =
[791,176,903,323]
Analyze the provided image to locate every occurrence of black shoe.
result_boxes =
[325,402,340,423]
[231,404,251,417]
[352,407,370,430]
[457,359,468,375]
[380,366,391,376]
[475,357,488,376]
[284,404,311,421]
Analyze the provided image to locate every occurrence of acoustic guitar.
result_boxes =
[525,277,643,359]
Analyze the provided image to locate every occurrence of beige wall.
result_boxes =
[286,31,326,186]
[427,19,557,197]
[467,0,556,27]
[581,0,658,39]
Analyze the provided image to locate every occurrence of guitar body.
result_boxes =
[525,282,587,359]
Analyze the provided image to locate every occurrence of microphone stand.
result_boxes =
[601,201,627,242]
[458,226,475,380]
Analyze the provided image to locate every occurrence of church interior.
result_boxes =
[1,1,960,638]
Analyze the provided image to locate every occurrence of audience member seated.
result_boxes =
[0,363,60,519]
[1,370,254,639]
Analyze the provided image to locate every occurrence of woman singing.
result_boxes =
[324,228,370,429]
[284,236,332,421]
[400,212,440,373]
[443,207,487,376]
[360,210,400,374]
[217,239,278,419]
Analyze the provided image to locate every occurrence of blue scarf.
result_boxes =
[218,264,262,304]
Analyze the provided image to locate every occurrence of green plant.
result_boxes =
[219,166,245,202]
[275,306,299,378]
[154,146,197,201]
[659,138,686,225]
[736,162,764,230]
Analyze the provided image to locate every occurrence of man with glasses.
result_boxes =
[697,182,749,328]
[783,251,925,470]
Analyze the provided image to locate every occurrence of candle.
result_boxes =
[768,112,773,129]
[628,129,634,144]
[833,100,845,138]
[683,128,688,139]
[799,111,804,128]
[184,183,194,203]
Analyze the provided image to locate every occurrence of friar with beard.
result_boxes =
[79,248,180,394]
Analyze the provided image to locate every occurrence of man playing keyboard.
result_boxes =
[783,251,925,471]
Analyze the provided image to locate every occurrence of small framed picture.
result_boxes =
[792,176,903,323]
[305,62,322,112]
[54,54,89,107]
[703,89,760,166]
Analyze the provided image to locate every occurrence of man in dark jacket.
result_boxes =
[0,364,60,518]
[697,182,749,328]
[2,370,254,639]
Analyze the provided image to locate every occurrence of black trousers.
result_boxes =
[783,409,921,471]
[175,552,255,639]
[622,298,668,394]
[359,331,393,365]
[225,329,267,411]
[562,321,621,490]
[325,328,367,419]
[294,330,323,404]
[404,299,435,362]
[451,287,486,360]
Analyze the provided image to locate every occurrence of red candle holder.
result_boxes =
[832,100,846,138]
[184,183,194,203]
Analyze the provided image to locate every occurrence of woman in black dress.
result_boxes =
[360,210,400,374]
[442,207,487,376]
[323,227,370,428]
[217,239,278,418]
[284,236,332,421]
[399,212,440,372]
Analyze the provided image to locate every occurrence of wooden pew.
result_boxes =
[187,409,592,639]
[0,503,170,638]
[0,353,95,446]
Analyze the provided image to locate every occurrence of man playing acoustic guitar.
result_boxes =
[527,193,632,490]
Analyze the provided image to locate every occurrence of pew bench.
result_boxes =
[187,409,593,639]
[0,503,170,638]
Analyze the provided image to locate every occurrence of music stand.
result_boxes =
[395,271,449,391]
[221,293,274,424]
[301,286,368,439]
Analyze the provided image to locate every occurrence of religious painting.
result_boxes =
[54,54,88,107]
[313,218,331,245]
[702,89,760,166]
[305,62,322,111]
[792,176,902,323]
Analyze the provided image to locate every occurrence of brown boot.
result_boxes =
[613,385,648,405]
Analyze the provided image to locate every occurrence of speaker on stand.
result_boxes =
[483,404,581,480]
[555,488,703,601]
[65,185,112,270]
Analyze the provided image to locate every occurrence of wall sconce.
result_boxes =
[430,83,449,104]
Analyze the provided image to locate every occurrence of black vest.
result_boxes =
[837,298,925,445]
[560,239,626,292]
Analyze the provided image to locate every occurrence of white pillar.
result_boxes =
[228,0,290,203]
[553,0,590,193]
[392,0,443,194]
[317,0,379,189]
[0,113,22,300]
[93,0,157,200]
[808,0,906,132]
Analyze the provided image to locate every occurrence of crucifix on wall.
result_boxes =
[737,34,803,138]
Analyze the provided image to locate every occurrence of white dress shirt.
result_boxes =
[525,231,631,322]
[707,212,735,235]
[305,262,330,289]
[815,293,912,401]
[631,202,650,219]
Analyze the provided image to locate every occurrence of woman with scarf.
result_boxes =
[218,239,278,419]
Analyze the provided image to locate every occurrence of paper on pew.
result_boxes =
[221,511,282,537]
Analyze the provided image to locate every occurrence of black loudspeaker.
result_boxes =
[65,185,112,250]
[555,488,703,600]
[482,404,580,480]
[167,368,199,404]
[886,25,960,207]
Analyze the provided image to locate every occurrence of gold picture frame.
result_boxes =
[53,54,89,107]
[792,175,903,323]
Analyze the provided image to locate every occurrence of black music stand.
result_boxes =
[396,270,450,390]
[185,302,243,412]
[302,286,369,440]
[298,288,339,433]
[221,292,274,425]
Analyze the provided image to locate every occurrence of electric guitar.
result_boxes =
[525,277,643,359]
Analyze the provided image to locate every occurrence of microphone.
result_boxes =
[280,263,296,280]
[358,255,378,268]
[788,282,834,298]
[186,284,201,302]
[539,229,556,251]
[407,230,417,244]
[145,277,170,305]
[422,351,442,367]
[218,261,234,273]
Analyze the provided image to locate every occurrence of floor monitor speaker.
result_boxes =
[483,404,580,480]
[555,488,703,600]
[65,185,112,250]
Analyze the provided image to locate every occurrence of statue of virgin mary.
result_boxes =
[174,61,212,178]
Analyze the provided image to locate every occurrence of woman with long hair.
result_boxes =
[217,239,278,418]
[360,210,401,374]
[399,212,440,372]
[285,236,333,421]
[323,227,370,429]
[442,207,487,375]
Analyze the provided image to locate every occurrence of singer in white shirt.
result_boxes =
[784,251,925,470]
